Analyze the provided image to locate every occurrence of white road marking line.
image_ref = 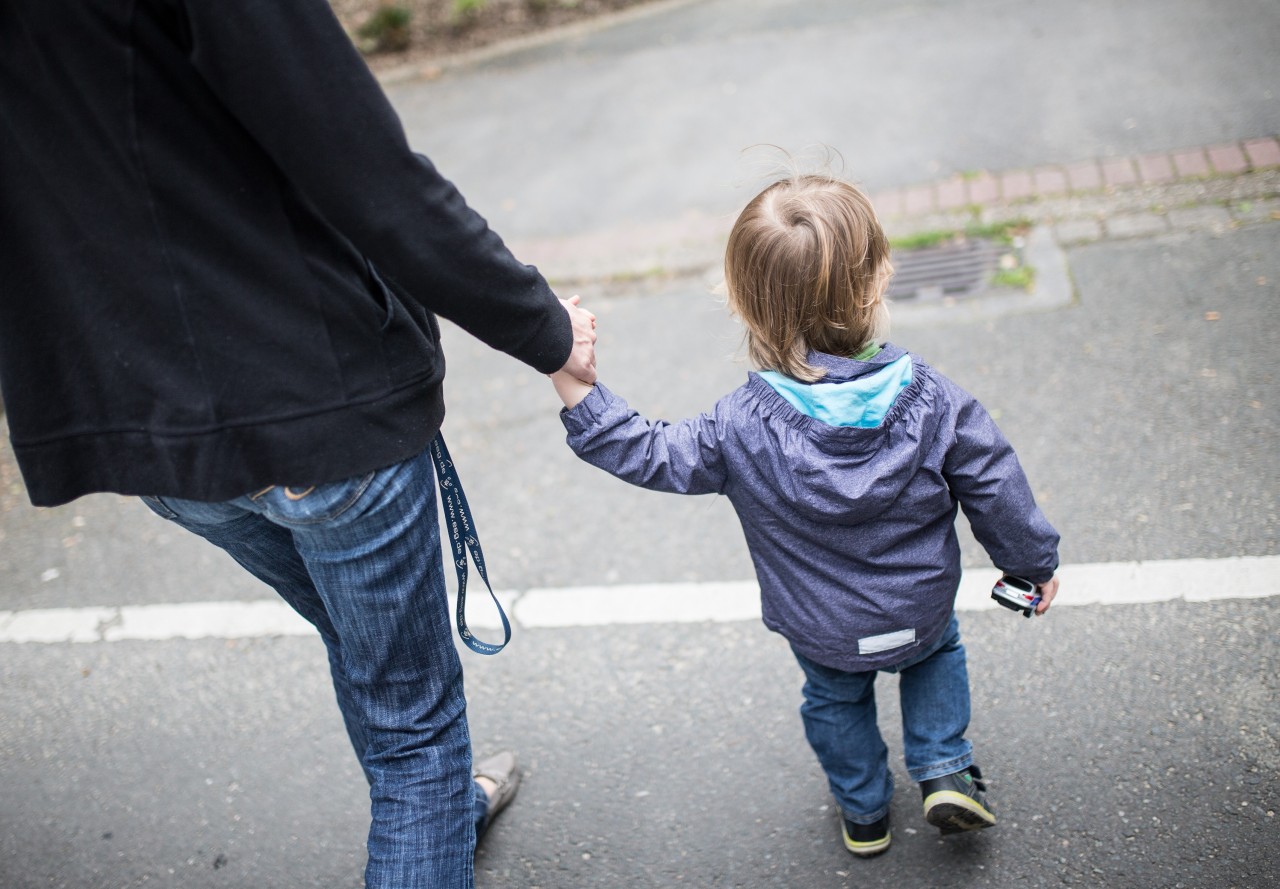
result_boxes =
[1,556,1276,644]
[516,581,760,628]
[0,600,316,644]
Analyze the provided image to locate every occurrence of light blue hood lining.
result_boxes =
[758,355,914,428]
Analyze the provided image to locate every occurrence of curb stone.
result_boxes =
[872,137,1280,220]
[510,141,1280,287]
[370,0,703,86]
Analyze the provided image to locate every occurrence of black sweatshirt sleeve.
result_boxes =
[167,0,571,373]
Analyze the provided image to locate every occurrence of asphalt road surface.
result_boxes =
[2,0,1278,885]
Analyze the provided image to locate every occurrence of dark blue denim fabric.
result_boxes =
[144,446,488,888]
[792,614,973,824]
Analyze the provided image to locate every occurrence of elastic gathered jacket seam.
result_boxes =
[744,361,933,441]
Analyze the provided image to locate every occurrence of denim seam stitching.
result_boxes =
[909,753,974,784]
[142,495,178,519]
[273,471,377,526]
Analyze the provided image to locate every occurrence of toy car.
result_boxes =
[991,575,1041,618]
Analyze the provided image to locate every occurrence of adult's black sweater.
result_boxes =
[0,0,571,507]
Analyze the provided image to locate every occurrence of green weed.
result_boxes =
[357,4,413,53]
[454,0,486,20]
[889,218,1031,251]
[991,265,1036,291]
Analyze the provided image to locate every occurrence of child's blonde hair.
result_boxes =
[724,174,892,382]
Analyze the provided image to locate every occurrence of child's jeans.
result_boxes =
[792,614,973,825]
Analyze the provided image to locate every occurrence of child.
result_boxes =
[550,173,1060,858]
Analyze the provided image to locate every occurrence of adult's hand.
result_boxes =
[558,295,597,383]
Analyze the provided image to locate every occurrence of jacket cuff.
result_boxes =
[559,382,614,434]
[1025,565,1059,586]
[517,283,575,374]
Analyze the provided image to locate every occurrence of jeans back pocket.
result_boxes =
[251,472,377,526]
[140,495,179,520]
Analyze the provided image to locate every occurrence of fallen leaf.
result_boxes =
[1204,311,1221,321]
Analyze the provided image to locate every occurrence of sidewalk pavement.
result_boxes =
[505,138,1280,285]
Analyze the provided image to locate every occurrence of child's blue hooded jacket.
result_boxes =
[560,344,1060,673]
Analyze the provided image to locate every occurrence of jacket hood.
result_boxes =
[745,345,944,525]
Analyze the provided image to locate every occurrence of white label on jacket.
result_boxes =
[858,628,916,654]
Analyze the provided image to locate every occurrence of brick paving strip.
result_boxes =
[509,137,1280,286]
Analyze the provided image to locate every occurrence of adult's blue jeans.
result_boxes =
[792,614,973,824]
[143,445,489,888]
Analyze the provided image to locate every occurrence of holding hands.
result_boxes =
[553,295,597,409]
[558,295,597,382]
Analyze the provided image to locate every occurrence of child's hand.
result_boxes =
[1034,576,1059,616]
[551,370,594,409]
[557,294,597,383]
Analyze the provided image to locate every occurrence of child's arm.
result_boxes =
[551,370,594,409]
[547,301,727,494]
[556,381,729,496]
[942,386,1061,611]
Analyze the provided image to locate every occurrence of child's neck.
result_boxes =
[852,342,882,361]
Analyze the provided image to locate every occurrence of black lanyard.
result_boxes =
[429,434,510,655]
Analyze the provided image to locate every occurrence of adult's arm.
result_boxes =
[165,0,575,373]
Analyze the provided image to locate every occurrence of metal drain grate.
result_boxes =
[886,239,1001,302]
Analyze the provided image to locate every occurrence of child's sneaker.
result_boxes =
[920,766,996,833]
[841,812,891,857]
